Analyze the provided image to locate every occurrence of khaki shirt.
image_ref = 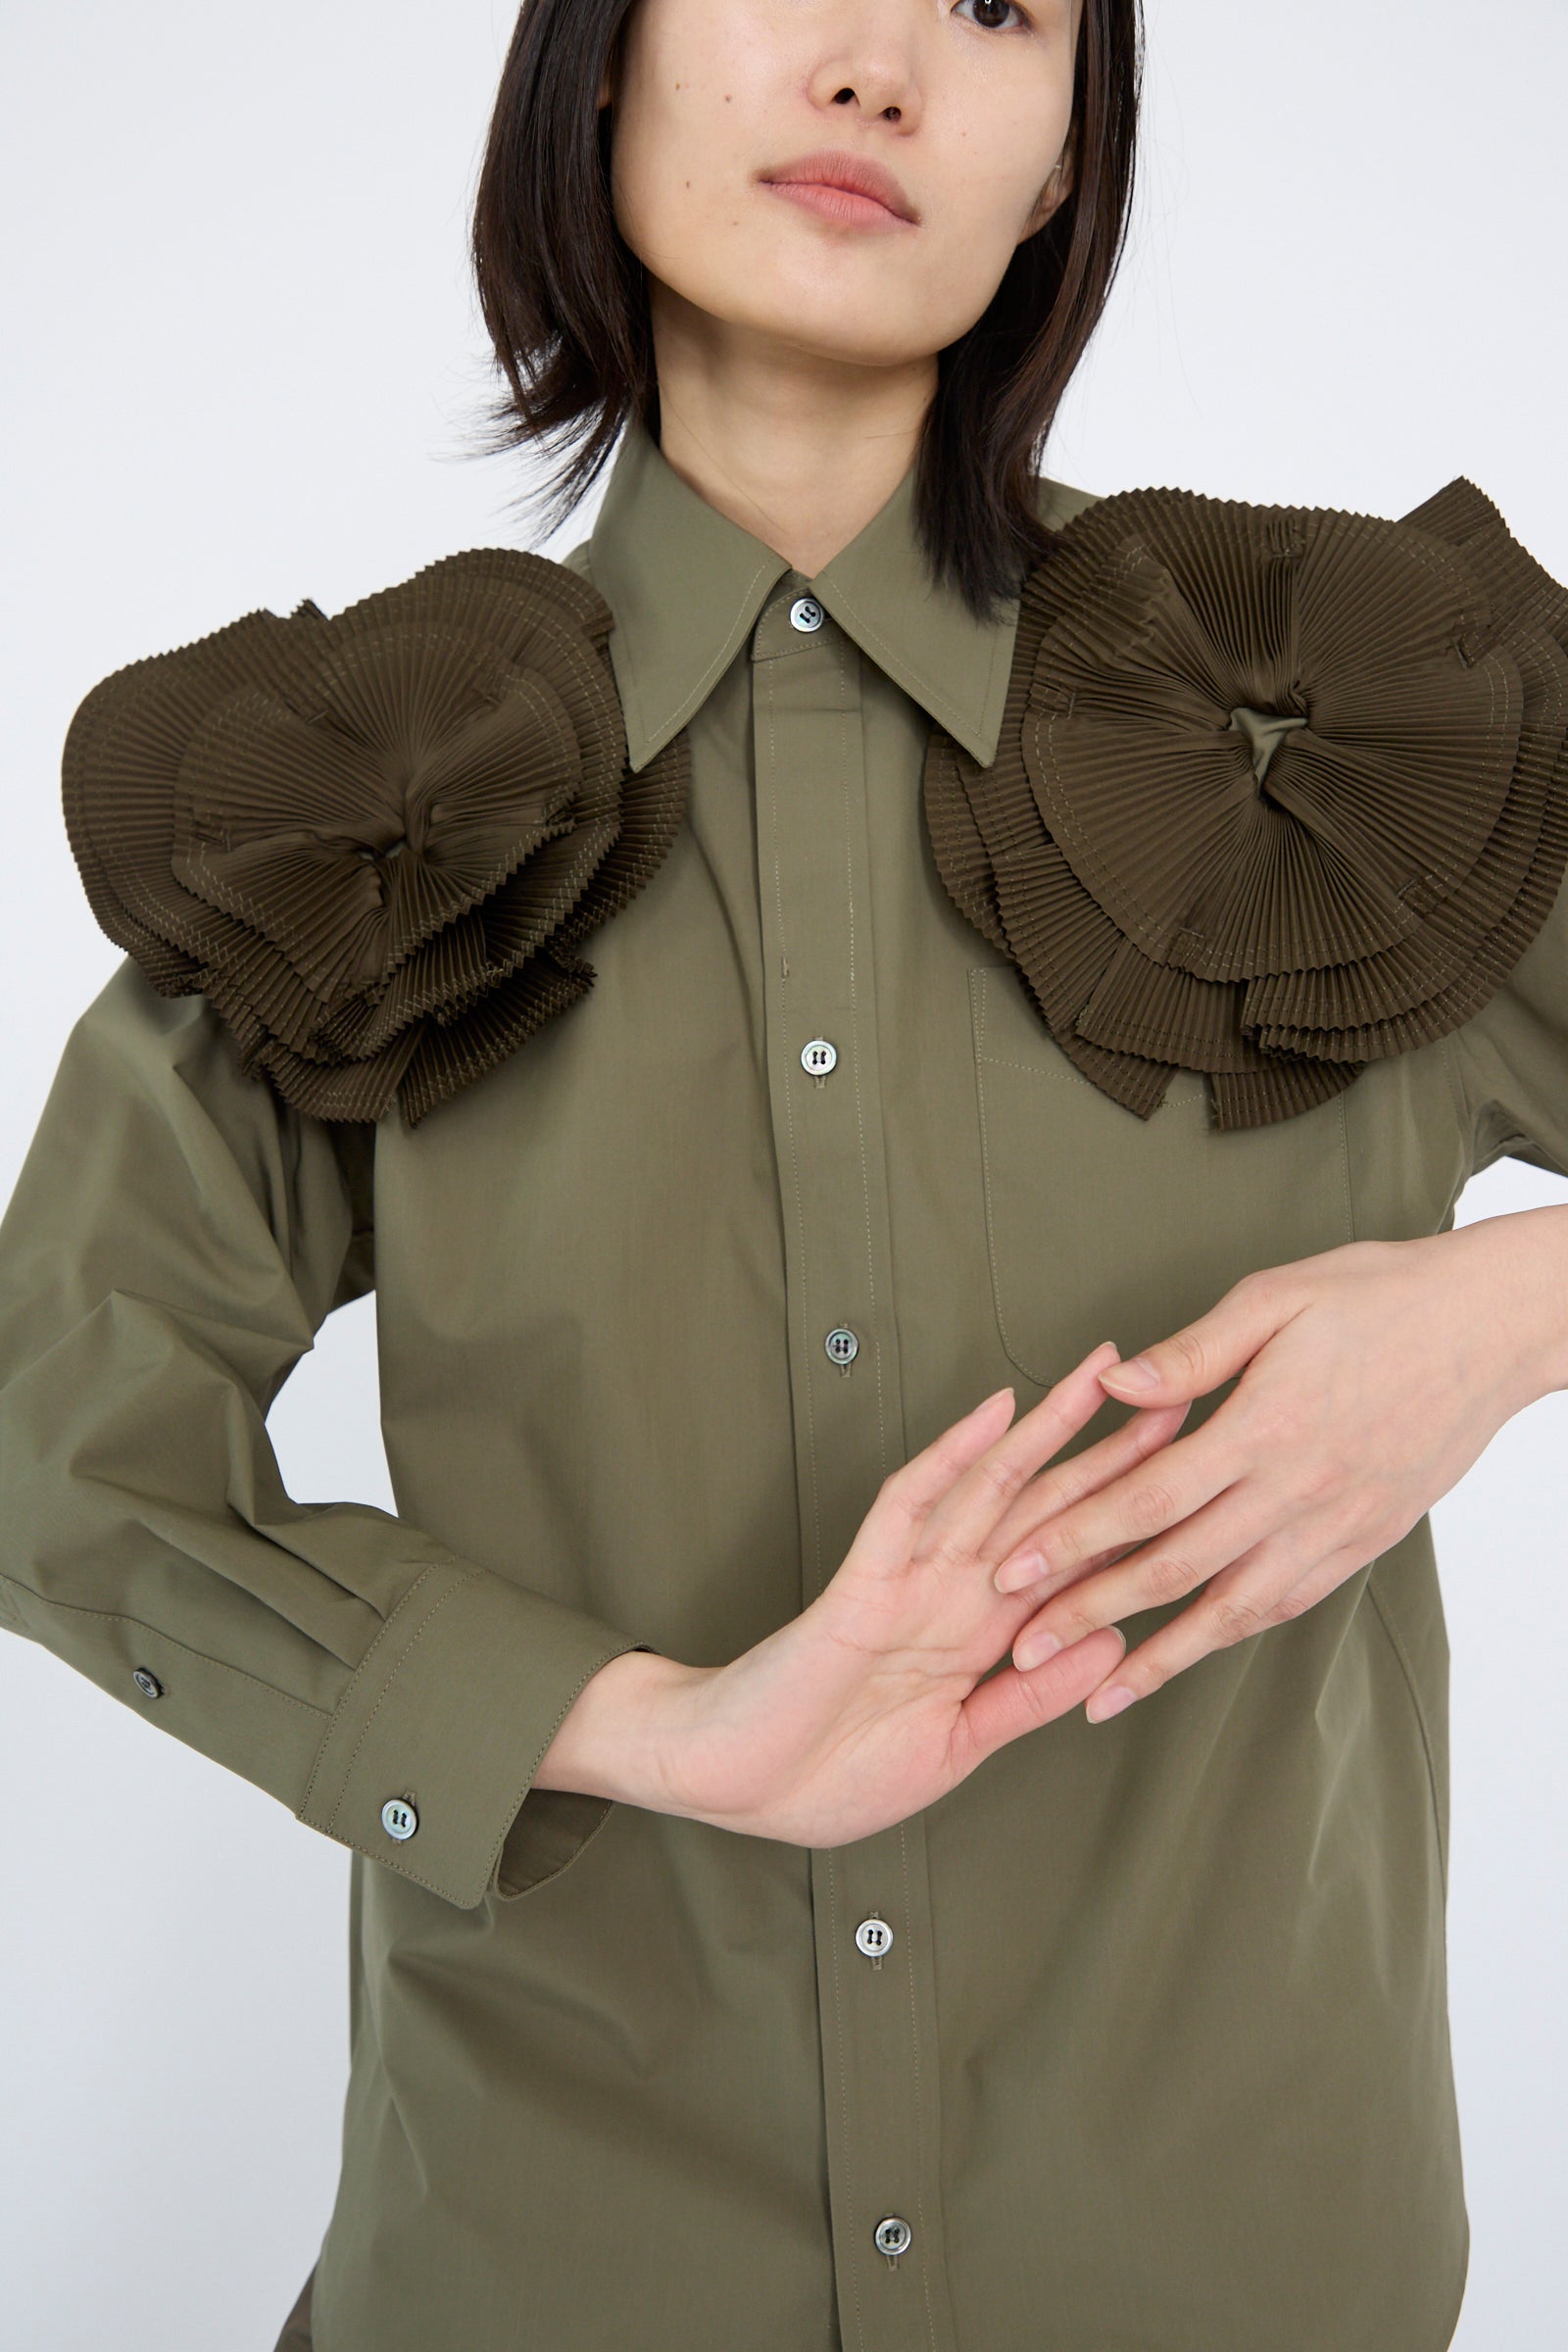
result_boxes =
[4,420,1564,2352]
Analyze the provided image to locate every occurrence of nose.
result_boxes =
[807,3,923,131]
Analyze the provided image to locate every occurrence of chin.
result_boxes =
[727,292,947,373]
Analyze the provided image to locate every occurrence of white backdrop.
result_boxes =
[1,3,1564,2345]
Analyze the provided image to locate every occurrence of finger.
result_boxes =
[984,1529,1147,1662]
[912,1343,1125,1570]
[956,1624,1129,1773]
[1095,1272,1299,1409]
[1008,1480,1277,1667]
[871,1383,1020,1527]
[997,1420,1239,1595]
[1004,1533,1147,1592]
[986,1400,1191,1586]
[1075,1541,1364,1723]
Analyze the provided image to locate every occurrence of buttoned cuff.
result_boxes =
[296,1559,649,1909]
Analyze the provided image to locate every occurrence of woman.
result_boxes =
[3,1,1566,2347]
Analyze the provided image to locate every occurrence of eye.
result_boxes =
[956,0,1028,27]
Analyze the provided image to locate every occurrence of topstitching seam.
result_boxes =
[826,1844,866,2352]
[900,1823,942,2352]
[761,666,826,1590]
[298,1562,441,1817]
[839,640,889,1472]
[638,553,780,752]
[323,1577,469,1835]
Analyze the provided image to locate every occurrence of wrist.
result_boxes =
[533,1647,712,1814]
[1448,1202,1568,1405]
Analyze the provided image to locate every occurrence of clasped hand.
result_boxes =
[585,1212,1564,1847]
[988,1212,1567,1723]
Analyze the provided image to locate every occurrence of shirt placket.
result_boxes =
[751,584,960,2352]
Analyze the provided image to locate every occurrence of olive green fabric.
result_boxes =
[5,419,1563,2350]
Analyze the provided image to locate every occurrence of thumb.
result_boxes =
[1097,1282,1283,1403]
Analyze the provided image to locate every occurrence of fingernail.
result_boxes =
[1014,1629,1062,1671]
[994,1550,1046,1593]
[976,1386,1015,1416]
[1102,1356,1157,1390]
[1086,1684,1136,1722]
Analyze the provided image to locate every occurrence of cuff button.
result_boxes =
[380,1796,419,1841]
[132,1668,165,1700]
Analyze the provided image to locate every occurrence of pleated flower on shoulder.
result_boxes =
[63,550,689,1123]
[926,478,1568,1129]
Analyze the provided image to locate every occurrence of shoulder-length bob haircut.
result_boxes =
[472,0,1144,616]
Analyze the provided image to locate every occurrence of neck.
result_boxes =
[648,284,935,577]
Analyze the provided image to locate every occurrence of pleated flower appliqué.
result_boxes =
[925,478,1568,1128]
[63,550,689,1123]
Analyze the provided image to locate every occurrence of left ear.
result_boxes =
[1021,140,1076,241]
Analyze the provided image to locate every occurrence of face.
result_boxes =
[608,0,1083,374]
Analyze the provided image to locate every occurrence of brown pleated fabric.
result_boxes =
[62,551,690,1125]
[925,478,1568,1128]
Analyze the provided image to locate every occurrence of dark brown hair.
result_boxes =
[472,0,1144,615]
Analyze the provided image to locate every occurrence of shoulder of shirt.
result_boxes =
[1034,475,1102,535]
[560,538,594,582]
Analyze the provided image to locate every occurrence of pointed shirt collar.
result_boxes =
[587,421,1021,772]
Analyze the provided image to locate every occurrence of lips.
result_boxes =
[759,150,918,229]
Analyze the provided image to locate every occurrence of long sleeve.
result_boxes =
[0,956,649,1908]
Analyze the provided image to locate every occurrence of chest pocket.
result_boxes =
[968,966,1356,1389]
